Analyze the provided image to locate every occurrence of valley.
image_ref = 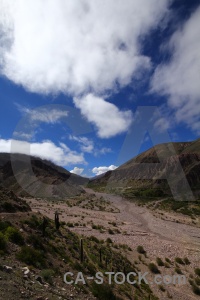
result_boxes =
[23,188,200,300]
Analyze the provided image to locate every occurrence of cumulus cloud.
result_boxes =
[69,135,94,153]
[151,6,200,133]
[74,94,133,138]
[69,134,112,155]
[0,0,169,96]
[16,104,68,124]
[70,167,84,175]
[0,138,85,166]
[92,165,117,176]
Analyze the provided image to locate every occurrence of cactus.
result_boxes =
[99,248,102,263]
[80,238,84,262]
[105,257,108,268]
[55,211,60,230]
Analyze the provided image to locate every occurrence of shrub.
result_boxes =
[192,284,200,295]
[195,268,200,276]
[164,262,170,268]
[0,220,12,231]
[91,282,117,300]
[159,285,165,292]
[156,257,164,266]
[40,269,55,285]
[0,232,7,251]
[137,245,146,254]
[175,267,182,274]
[175,257,184,265]
[183,257,190,265]
[108,229,114,235]
[165,258,171,264]
[106,238,112,244]
[66,222,74,227]
[195,277,200,286]
[16,246,46,268]
[26,234,45,250]
[148,263,160,274]
[5,227,24,245]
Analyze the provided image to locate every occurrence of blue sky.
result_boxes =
[0,0,199,177]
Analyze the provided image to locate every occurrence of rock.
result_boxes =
[3,265,13,273]
[22,266,30,276]
[0,277,2,280]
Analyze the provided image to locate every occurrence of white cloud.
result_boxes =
[0,138,86,166]
[0,0,170,96]
[74,94,133,138]
[92,165,117,176]
[69,135,94,153]
[70,167,84,176]
[151,6,200,133]
[94,147,112,156]
[16,104,68,124]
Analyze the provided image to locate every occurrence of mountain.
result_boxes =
[88,138,200,199]
[0,185,31,213]
[0,153,89,198]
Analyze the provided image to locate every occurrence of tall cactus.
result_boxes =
[55,211,60,230]
[99,248,102,263]
[80,238,84,263]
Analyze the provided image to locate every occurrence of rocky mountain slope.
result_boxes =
[88,138,200,199]
[0,185,31,213]
[0,153,88,198]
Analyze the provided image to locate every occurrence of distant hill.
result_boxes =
[88,138,200,199]
[0,153,89,198]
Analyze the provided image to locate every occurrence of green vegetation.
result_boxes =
[5,226,24,245]
[153,199,200,217]
[156,257,164,267]
[16,246,46,268]
[148,263,160,274]
[0,232,7,252]
[195,268,200,276]
[175,267,182,274]
[175,257,185,265]
[137,245,146,254]
[183,257,190,265]
[40,269,55,285]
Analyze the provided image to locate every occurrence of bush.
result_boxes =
[106,238,112,244]
[91,282,117,300]
[175,267,182,274]
[195,277,200,286]
[26,234,45,250]
[148,263,160,274]
[192,284,200,295]
[137,245,146,254]
[156,257,164,266]
[40,269,55,285]
[159,285,165,292]
[175,257,184,265]
[16,246,46,268]
[195,268,200,276]
[0,232,7,251]
[5,227,24,245]
[165,258,171,264]
[183,257,190,265]
[0,220,12,231]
